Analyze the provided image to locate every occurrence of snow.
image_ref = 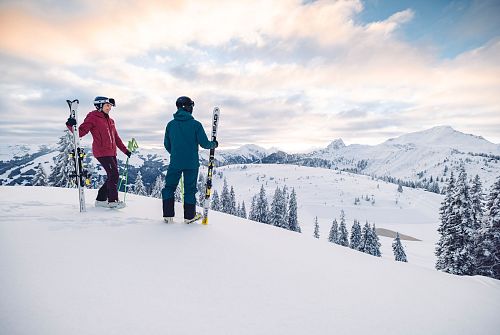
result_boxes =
[210,164,442,269]
[1,186,499,335]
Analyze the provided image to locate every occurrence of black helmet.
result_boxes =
[176,96,194,113]
[94,96,116,111]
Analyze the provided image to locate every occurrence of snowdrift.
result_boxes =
[0,186,499,335]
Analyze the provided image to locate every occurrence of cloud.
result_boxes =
[0,0,499,151]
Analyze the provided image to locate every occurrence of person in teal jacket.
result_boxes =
[162,96,218,223]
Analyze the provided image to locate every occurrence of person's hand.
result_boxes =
[66,117,77,126]
[213,140,219,149]
[125,150,132,158]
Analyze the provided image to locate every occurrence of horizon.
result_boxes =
[1,0,499,151]
[3,124,499,154]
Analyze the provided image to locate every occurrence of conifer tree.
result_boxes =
[360,221,380,256]
[338,210,350,247]
[350,220,362,251]
[436,172,455,271]
[197,174,206,206]
[436,167,476,275]
[313,216,320,239]
[32,163,48,186]
[328,219,339,243]
[392,232,408,262]
[174,183,182,202]
[211,190,222,211]
[150,174,165,198]
[49,130,76,188]
[229,186,237,215]
[221,178,231,214]
[133,171,147,196]
[249,195,257,221]
[470,175,484,237]
[240,201,247,219]
[270,186,287,229]
[372,224,382,257]
[287,188,301,233]
[255,185,269,224]
[475,175,500,279]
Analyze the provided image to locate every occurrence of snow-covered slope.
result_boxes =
[0,186,499,335]
[210,164,442,269]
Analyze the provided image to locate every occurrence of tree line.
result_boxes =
[436,166,499,280]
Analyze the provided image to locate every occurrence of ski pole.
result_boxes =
[119,138,138,202]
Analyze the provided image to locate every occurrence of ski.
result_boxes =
[66,99,88,212]
[201,107,220,225]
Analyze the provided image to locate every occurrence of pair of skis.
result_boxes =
[201,107,220,225]
[66,99,89,212]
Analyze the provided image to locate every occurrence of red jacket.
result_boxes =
[67,110,128,158]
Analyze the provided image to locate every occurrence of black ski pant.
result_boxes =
[96,156,119,202]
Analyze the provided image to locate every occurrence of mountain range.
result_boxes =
[1,126,499,189]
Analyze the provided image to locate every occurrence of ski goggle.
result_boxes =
[94,98,116,107]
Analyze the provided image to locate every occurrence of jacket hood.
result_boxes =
[173,109,194,121]
[89,110,109,119]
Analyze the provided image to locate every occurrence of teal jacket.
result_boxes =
[164,109,215,169]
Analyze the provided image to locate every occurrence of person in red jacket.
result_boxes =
[66,96,131,209]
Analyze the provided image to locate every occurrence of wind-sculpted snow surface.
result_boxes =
[0,186,499,335]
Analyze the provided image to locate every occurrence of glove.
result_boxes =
[125,150,132,158]
[213,140,219,149]
[66,117,77,126]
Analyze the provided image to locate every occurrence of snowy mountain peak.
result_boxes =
[326,139,346,150]
[384,126,499,153]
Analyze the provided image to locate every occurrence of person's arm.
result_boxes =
[66,113,93,137]
[195,121,216,149]
[164,125,171,153]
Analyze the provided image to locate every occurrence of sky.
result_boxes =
[0,0,499,152]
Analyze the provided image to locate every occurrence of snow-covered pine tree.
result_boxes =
[133,171,147,196]
[372,224,382,257]
[49,130,77,188]
[470,175,485,241]
[392,232,408,262]
[255,185,270,224]
[313,216,320,239]
[338,210,350,247]
[211,190,222,211]
[229,186,237,215]
[150,174,165,199]
[270,186,287,229]
[475,175,500,279]
[32,163,48,186]
[287,188,301,233]
[328,219,339,243]
[221,178,231,214]
[360,222,371,254]
[436,171,455,271]
[197,174,206,206]
[240,201,247,219]
[282,185,289,227]
[249,195,257,221]
[174,182,182,202]
[350,220,362,251]
[436,167,476,275]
